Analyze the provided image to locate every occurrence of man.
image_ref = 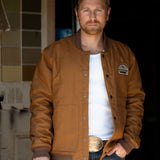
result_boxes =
[30,0,145,160]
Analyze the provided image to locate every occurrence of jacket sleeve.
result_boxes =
[30,47,53,158]
[119,50,145,154]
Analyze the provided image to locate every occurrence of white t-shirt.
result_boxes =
[88,53,114,140]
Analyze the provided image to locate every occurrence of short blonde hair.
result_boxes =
[75,0,111,11]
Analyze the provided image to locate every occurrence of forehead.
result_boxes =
[79,0,106,9]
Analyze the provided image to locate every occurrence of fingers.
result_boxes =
[107,143,127,158]
[115,143,127,158]
[107,145,118,156]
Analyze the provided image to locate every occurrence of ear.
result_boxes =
[74,8,80,22]
[106,7,111,21]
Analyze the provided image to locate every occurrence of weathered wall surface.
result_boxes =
[0,109,32,160]
[0,82,32,160]
[0,0,55,159]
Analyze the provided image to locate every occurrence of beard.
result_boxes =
[80,20,105,35]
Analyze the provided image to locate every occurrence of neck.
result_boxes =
[80,30,104,54]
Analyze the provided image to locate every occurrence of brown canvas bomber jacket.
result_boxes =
[30,31,145,160]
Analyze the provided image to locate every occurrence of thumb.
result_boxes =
[107,146,118,156]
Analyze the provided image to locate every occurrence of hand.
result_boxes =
[107,143,127,158]
[33,157,50,160]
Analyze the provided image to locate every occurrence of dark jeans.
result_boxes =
[89,148,125,160]
[51,149,124,160]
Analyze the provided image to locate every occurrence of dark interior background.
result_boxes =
[55,0,159,159]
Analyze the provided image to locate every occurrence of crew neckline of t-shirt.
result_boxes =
[90,53,101,56]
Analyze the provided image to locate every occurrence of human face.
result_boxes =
[75,0,111,35]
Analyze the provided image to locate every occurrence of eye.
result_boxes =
[96,9,102,12]
[83,9,89,12]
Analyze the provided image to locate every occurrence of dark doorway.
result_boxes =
[105,1,159,159]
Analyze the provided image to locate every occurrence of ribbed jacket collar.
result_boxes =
[72,30,109,52]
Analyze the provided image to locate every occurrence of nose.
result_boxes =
[89,11,96,20]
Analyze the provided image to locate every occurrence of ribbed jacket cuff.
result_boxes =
[118,136,136,154]
[32,147,50,159]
